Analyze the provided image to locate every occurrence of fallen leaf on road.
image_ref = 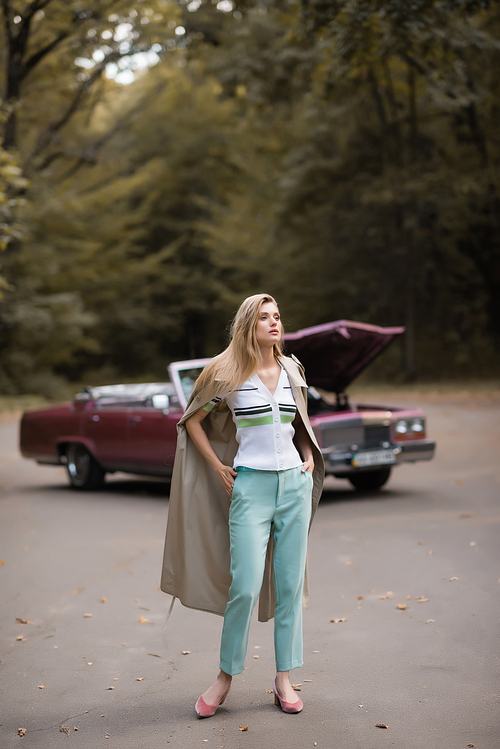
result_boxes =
[148,653,161,657]
[406,595,411,600]
[378,595,389,600]
[417,598,429,603]
[312,650,320,653]
[254,645,261,648]
[60,725,70,735]
[106,686,115,690]
[358,705,364,708]
[18,728,27,736]
[37,685,46,689]
[138,616,149,623]
[376,723,389,729]
[304,679,312,682]
[292,683,302,688]
[396,603,407,610]
[266,689,273,693]
[73,726,78,731]
[426,619,435,623]
[418,540,426,545]
[181,650,191,655]
[239,725,249,731]
[470,542,476,547]
[428,550,434,555]
[16,635,26,641]
[357,595,364,600]
[136,677,145,681]
[83,613,92,618]
[87,662,93,665]
[345,561,353,566]
[467,744,474,747]
[16,618,32,624]
[329,617,348,624]
[100,597,107,603]
[450,577,459,581]
[122,642,127,646]
[0,560,6,565]
[253,655,260,659]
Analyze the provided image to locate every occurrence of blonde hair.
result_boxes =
[195,294,284,397]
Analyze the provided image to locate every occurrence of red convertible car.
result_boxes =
[20,321,435,491]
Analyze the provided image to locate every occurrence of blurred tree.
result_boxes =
[192,0,500,377]
[290,0,500,368]
[0,0,185,393]
[1,0,499,393]
[0,99,29,294]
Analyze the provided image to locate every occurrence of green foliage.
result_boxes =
[0,0,499,394]
[0,101,29,296]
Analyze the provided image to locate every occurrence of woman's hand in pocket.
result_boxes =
[301,456,314,474]
[216,464,238,496]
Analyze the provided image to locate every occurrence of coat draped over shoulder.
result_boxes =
[160,355,325,623]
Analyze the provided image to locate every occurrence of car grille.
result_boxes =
[319,423,391,451]
[364,424,391,448]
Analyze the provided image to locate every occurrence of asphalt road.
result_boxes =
[1,395,499,749]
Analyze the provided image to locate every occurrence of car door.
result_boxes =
[83,400,129,470]
[126,394,182,473]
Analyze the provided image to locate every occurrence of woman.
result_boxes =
[160,294,324,717]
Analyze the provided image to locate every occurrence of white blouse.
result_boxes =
[204,365,303,471]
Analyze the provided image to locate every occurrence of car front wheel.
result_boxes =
[347,467,392,491]
[66,443,105,490]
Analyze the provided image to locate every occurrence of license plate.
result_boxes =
[351,450,396,468]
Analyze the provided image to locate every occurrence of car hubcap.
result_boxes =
[67,445,90,486]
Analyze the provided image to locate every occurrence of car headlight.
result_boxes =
[395,418,426,439]
[395,419,408,435]
[411,418,425,434]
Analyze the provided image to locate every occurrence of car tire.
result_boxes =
[66,443,105,490]
[347,467,392,491]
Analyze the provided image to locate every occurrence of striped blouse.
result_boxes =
[203,364,303,471]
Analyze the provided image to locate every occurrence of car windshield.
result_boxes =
[178,366,206,403]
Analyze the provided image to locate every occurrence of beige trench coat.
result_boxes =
[160,355,325,622]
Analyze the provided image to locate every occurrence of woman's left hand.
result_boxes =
[301,456,314,474]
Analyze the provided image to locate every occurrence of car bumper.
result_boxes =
[324,439,436,476]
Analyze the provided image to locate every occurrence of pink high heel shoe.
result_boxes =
[195,688,230,718]
[273,679,303,714]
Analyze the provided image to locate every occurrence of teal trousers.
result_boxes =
[219,466,313,675]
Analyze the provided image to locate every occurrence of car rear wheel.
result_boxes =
[66,443,105,490]
[348,467,392,491]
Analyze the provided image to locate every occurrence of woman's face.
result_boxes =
[255,302,282,349]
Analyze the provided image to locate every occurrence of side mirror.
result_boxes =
[152,394,170,410]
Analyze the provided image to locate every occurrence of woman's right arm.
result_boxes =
[185,408,237,497]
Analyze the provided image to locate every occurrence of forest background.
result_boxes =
[1,0,499,398]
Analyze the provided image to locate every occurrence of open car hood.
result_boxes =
[284,320,404,394]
